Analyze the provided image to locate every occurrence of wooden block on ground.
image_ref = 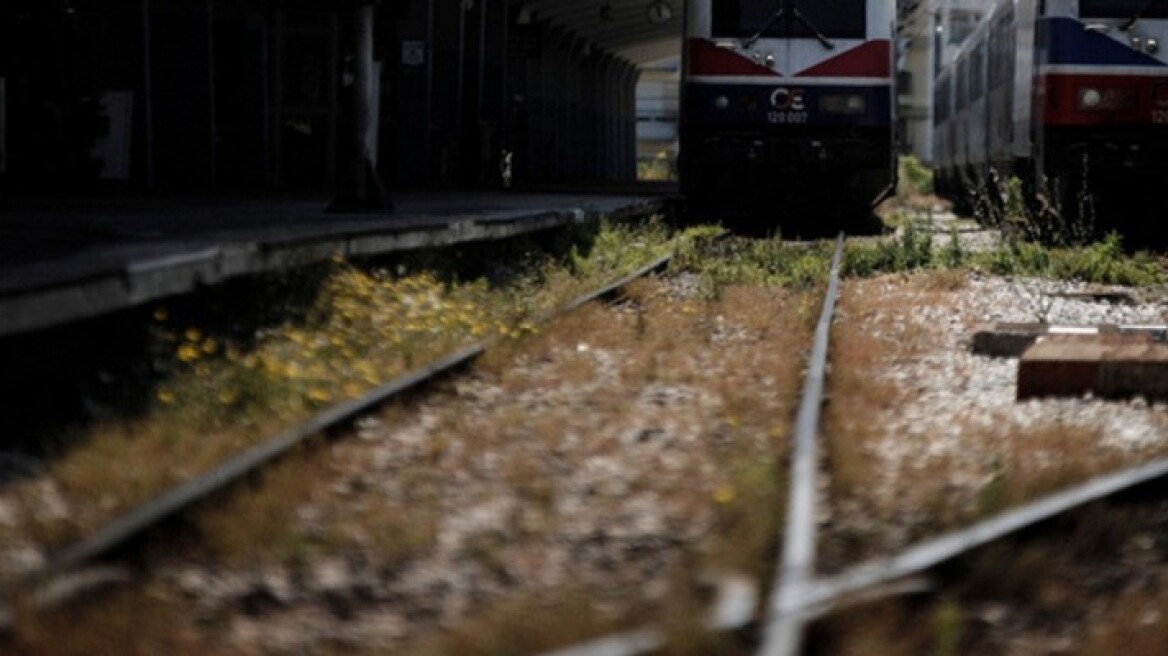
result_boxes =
[1017,333,1168,401]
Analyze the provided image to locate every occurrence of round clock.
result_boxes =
[647,1,672,24]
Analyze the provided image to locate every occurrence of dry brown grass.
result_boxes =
[194,437,437,566]
[814,500,1168,656]
[808,598,938,656]
[391,589,640,656]
[1074,583,1168,656]
[7,417,284,550]
[7,583,237,656]
[823,279,915,498]
[1,221,677,575]
[381,280,816,653]
[814,269,1168,655]
[973,422,1124,517]
[824,273,1163,520]
[15,273,820,655]
[914,267,970,292]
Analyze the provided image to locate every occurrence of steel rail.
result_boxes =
[800,455,1168,617]
[505,230,1168,655]
[0,251,676,619]
[534,233,846,656]
[757,232,845,656]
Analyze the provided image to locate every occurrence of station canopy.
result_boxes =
[511,0,683,65]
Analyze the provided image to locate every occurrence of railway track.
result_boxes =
[0,249,676,625]
[531,223,1168,656]
[6,218,1168,654]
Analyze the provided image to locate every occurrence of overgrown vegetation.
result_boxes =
[677,216,1163,293]
[19,201,1154,552]
[981,231,1163,285]
[0,216,679,558]
[888,155,1164,283]
[811,501,1168,656]
[637,151,678,182]
[672,229,835,294]
[899,154,934,197]
[6,172,1168,653]
[815,160,1168,653]
[8,217,818,656]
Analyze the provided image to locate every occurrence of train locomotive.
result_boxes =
[933,0,1168,240]
[677,0,899,233]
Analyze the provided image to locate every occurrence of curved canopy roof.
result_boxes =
[510,0,684,66]
[511,0,921,68]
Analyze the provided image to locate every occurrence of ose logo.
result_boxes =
[770,87,806,111]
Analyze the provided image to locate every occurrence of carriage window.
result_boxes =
[794,0,866,39]
[712,0,867,40]
[1079,0,1168,19]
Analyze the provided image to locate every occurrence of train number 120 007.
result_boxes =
[767,111,809,124]
[1152,109,1168,124]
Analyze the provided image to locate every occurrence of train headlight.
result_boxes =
[714,95,730,110]
[1076,86,1137,111]
[819,94,866,115]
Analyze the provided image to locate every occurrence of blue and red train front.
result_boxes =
[1035,1,1168,189]
[679,0,898,224]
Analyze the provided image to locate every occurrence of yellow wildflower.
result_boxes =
[217,388,239,404]
[153,307,169,322]
[307,387,332,403]
[201,338,218,355]
[177,344,200,362]
[184,327,202,342]
[714,485,736,504]
[157,388,175,404]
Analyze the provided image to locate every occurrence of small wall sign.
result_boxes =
[402,40,425,66]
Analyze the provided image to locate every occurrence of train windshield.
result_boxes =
[712,0,867,40]
[1079,0,1168,19]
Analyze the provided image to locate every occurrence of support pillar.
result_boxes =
[621,63,640,181]
[330,1,392,212]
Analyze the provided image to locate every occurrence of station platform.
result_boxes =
[0,188,672,340]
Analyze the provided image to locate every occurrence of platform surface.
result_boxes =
[0,188,671,339]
